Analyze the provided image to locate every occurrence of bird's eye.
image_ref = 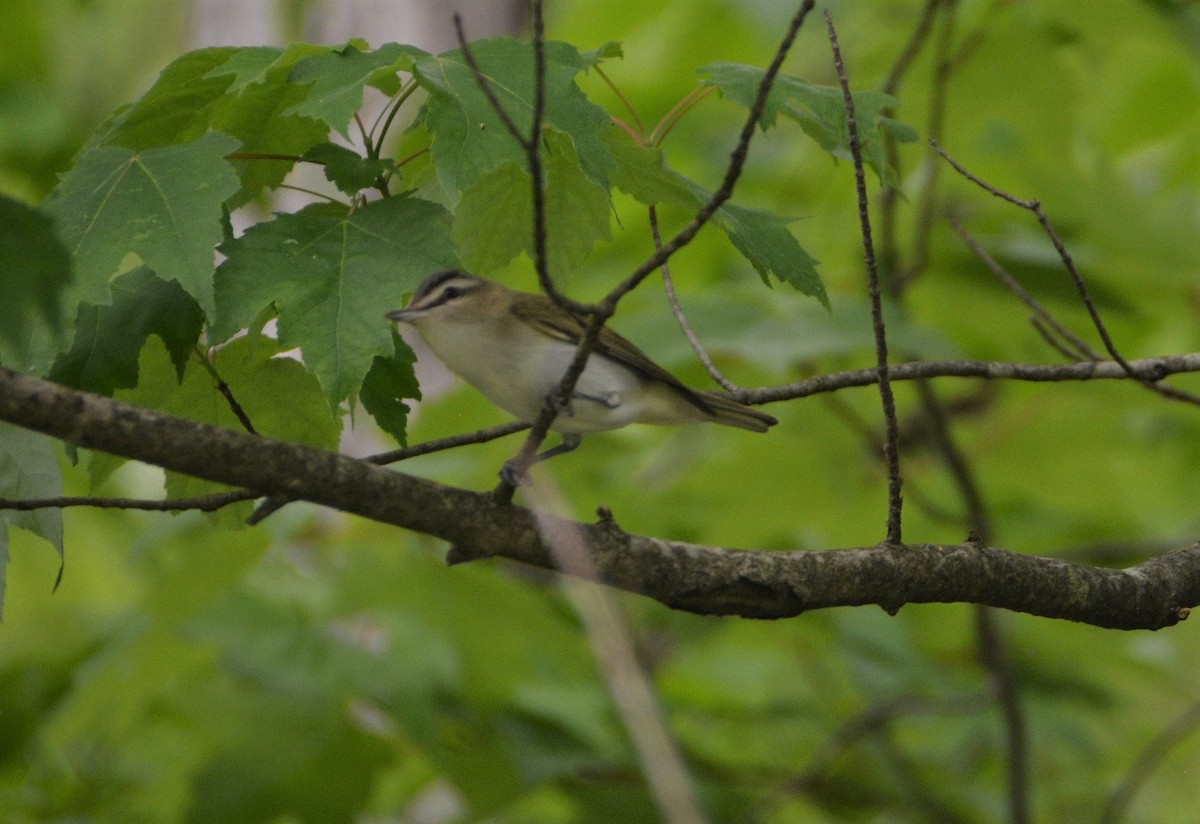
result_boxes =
[442,286,461,301]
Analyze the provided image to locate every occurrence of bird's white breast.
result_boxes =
[411,315,660,433]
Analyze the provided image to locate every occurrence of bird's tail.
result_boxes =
[696,391,777,433]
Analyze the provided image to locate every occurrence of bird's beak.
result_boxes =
[385,308,415,323]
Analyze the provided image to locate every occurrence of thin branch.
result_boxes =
[737,353,1200,406]
[1030,317,1089,362]
[366,421,529,465]
[894,0,959,293]
[932,137,1200,406]
[826,10,904,545]
[453,14,530,147]
[976,605,1030,824]
[949,216,1099,362]
[192,347,257,434]
[453,3,578,314]
[881,0,944,98]
[0,491,255,512]
[609,0,817,310]
[651,206,740,391]
[878,0,942,290]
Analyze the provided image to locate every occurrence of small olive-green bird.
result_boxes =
[387,270,777,471]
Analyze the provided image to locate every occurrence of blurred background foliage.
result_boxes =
[4,0,1200,822]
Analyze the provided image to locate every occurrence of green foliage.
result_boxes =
[414,38,616,197]
[0,195,71,368]
[213,196,457,407]
[360,330,421,445]
[699,62,917,186]
[43,132,241,315]
[0,423,62,617]
[50,267,204,395]
[606,132,827,302]
[6,2,1200,822]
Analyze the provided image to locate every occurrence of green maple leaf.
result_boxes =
[453,129,610,275]
[698,63,918,186]
[100,336,341,522]
[0,422,63,617]
[287,42,429,136]
[44,131,241,317]
[606,130,827,305]
[359,330,420,445]
[49,267,204,395]
[103,46,329,203]
[214,195,459,407]
[301,143,396,196]
[101,48,240,150]
[414,38,615,199]
[203,43,329,94]
[0,196,72,368]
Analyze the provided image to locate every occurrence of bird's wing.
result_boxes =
[511,294,717,415]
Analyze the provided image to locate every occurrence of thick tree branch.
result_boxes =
[2,366,1199,630]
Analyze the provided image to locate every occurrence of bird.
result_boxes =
[386,269,777,479]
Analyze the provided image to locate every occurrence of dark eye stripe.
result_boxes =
[410,269,479,309]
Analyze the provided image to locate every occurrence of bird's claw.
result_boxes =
[500,460,531,487]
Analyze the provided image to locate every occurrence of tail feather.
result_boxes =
[696,391,777,433]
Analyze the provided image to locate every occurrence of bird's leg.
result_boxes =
[500,433,582,486]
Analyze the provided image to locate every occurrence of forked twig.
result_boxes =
[931,137,1200,407]
[948,215,1099,361]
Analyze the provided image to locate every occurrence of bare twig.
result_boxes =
[651,206,740,391]
[453,5,582,314]
[452,15,529,148]
[949,216,1099,360]
[826,10,904,545]
[737,353,1200,405]
[193,347,257,434]
[881,0,944,98]
[976,605,1030,824]
[895,0,959,293]
[878,0,943,291]
[367,420,529,465]
[0,491,255,512]
[932,137,1200,406]
[1031,317,1091,362]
